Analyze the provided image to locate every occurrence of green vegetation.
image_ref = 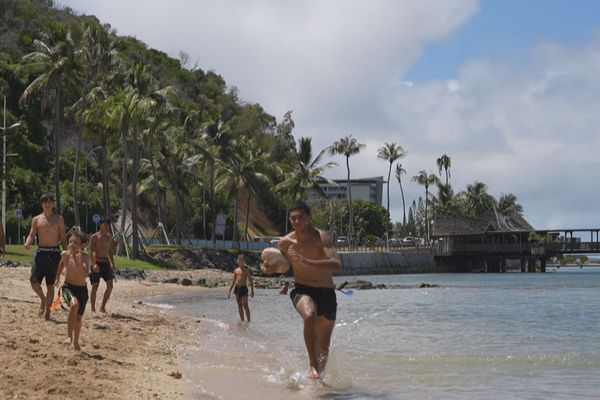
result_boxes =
[3,244,160,269]
[0,1,526,255]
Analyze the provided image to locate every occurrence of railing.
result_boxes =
[436,241,600,256]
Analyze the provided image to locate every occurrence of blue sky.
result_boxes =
[61,0,600,231]
[406,0,600,82]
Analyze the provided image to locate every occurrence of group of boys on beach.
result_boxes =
[24,193,117,350]
[17,194,340,379]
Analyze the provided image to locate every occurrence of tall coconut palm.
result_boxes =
[328,135,365,245]
[201,119,233,244]
[71,23,119,227]
[460,181,496,217]
[395,163,407,226]
[19,25,79,213]
[216,141,271,248]
[377,142,406,240]
[436,154,452,185]
[498,193,523,215]
[412,170,439,244]
[276,137,337,200]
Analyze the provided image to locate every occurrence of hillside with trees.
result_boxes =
[0,0,526,257]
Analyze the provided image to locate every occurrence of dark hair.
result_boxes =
[69,230,87,244]
[40,193,54,204]
[289,200,311,216]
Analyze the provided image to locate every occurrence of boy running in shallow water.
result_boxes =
[54,230,89,350]
[227,255,254,322]
[277,201,341,380]
[89,217,117,314]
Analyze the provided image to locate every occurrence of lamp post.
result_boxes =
[84,146,102,232]
[2,95,21,232]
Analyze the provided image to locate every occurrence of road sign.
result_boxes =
[215,213,226,236]
[15,209,22,217]
[92,214,101,224]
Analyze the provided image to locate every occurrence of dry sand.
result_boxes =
[0,267,221,400]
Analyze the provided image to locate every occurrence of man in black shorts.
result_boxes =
[277,201,341,380]
[25,193,67,320]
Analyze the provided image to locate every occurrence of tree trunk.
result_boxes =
[399,178,406,226]
[210,160,217,244]
[100,144,111,219]
[174,184,183,246]
[244,190,251,247]
[232,190,239,249]
[131,137,140,258]
[385,161,391,241]
[72,127,83,229]
[425,186,429,244]
[346,156,353,247]
[117,138,128,256]
[54,84,61,214]
[150,155,165,244]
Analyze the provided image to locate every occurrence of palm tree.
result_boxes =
[412,170,439,243]
[201,119,233,244]
[276,137,337,200]
[377,142,406,240]
[71,23,119,228]
[436,154,452,185]
[434,182,456,211]
[461,181,496,216]
[395,163,407,226]
[498,193,523,215]
[216,141,271,248]
[19,25,79,213]
[328,135,365,245]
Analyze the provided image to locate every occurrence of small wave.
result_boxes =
[143,302,175,310]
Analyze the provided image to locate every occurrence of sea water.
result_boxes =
[147,268,600,399]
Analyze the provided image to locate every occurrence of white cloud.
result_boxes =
[59,0,600,230]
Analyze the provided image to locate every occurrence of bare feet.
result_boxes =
[309,366,321,380]
[74,343,81,351]
[44,309,51,320]
[37,303,45,317]
[99,307,107,314]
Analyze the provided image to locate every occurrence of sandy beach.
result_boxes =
[0,266,224,400]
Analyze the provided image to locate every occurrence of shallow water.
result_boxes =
[148,268,600,399]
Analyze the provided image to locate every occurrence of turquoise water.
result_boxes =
[149,268,600,399]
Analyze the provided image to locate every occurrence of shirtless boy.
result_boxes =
[54,230,89,350]
[277,201,341,380]
[227,254,255,322]
[25,193,67,320]
[89,217,117,314]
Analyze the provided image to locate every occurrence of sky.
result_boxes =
[59,0,600,231]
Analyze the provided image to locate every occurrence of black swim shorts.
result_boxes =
[62,282,89,316]
[90,259,115,284]
[290,283,337,321]
[30,247,61,285]
[234,285,249,298]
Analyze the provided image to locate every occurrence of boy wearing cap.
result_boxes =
[89,217,117,314]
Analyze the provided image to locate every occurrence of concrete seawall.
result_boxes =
[338,251,447,275]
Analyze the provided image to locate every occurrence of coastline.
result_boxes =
[0,266,213,400]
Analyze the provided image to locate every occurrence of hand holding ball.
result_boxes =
[261,247,291,275]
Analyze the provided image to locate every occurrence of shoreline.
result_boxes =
[0,266,212,400]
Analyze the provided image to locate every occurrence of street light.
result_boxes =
[85,146,102,232]
[2,95,21,232]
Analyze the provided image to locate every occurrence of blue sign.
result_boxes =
[92,214,101,224]
[15,209,22,217]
